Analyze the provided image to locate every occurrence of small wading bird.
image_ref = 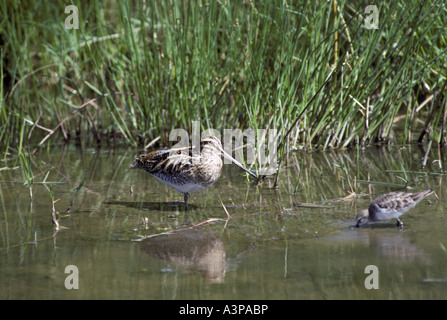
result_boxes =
[355,189,433,228]
[127,136,257,209]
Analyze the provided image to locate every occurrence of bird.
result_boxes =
[127,136,257,209]
[355,189,433,228]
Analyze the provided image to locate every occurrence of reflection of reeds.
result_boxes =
[19,151,33,201]
[65,176,86,214]
[49,184,59,230]
[277,144,441,209]
[0,141,443,252]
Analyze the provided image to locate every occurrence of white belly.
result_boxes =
[153,175,209,194]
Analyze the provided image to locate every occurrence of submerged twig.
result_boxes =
[218,195,232,219]
[132,217,229,241]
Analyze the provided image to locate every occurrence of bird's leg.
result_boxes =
[184,193,190,210]
[396,218,403,228]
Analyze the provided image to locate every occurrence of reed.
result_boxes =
[0,0,446,157]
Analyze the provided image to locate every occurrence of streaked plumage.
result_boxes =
[356,189,433,228]
[127,136,257,209]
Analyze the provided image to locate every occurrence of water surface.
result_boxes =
[1,144,447,299]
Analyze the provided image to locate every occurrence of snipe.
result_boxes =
[127,136,257,209]
[356,189,433,228]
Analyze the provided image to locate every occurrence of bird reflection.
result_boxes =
[139,226,226,283]
[354,228,430,263]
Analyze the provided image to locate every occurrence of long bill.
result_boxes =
[221,149,258,179]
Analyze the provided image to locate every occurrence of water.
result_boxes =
[1,144,447,299]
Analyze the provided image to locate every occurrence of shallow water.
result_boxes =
[1,144,447,299]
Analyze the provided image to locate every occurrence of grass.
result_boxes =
[1,0,446,161]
